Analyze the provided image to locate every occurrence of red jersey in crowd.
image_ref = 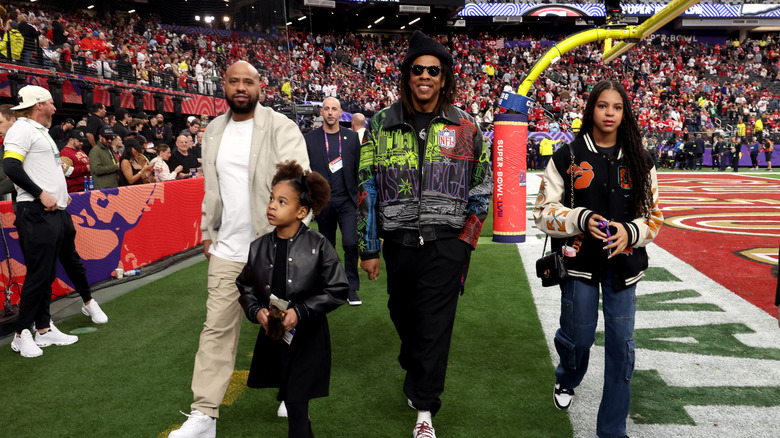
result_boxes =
[60,147,90,193]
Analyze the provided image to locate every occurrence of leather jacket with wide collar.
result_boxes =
[237,224,348,324]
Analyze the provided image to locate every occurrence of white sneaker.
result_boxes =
[11,329,43,358]
[82,299,108,324]
[553,383,574,410]
[413,421,436,438]
[34,321,78,347]
[169,410,216,438]
[277,401,288,418]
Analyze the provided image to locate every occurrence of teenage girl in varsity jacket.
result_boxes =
[533,80,663,438]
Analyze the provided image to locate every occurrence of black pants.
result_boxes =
[316,195,359,292]
[750,153,759,168]
[732,152,740,172]
[384,238,471,415]
[287,401,313,438]
[15,202,91,333]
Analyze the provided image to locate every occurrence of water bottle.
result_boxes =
[124,269,140,276]
[88,176,94,190]
[83,176,89,191]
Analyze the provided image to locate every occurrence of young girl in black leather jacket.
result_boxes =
[237,160,348,438]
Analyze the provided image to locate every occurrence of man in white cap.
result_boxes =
[3,85,107,359]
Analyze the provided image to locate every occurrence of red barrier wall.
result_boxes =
[0,179,204,303]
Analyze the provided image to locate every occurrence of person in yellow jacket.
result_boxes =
[281,80,292,98]
[1,27,23,60]
[571,117,582,134]
[485,63,495,77]
[737,120,746,138]
[540,136,562,168]
[755,117,764,141]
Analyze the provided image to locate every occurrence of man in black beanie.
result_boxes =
[357,30,493,438]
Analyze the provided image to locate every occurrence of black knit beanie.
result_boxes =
[401,30,453,72]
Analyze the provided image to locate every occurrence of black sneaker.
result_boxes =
[553,383,574,410]
[347,290,362,306]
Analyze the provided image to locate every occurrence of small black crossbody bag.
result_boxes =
[536,144,575,287]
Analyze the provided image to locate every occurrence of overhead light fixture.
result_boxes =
[195,15,201,21]
[401,25,405,30]
[374,16,384,24]
[368,24,372,29]
[409,17,420,25]
[286,21,292,25]
[87,4,94,9]
[298,16,306,21]
[223,16,230,22]
[128,9,135,13]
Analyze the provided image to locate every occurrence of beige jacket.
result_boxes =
[201,104,310,244]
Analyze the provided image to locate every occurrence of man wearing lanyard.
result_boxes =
[4,86,106,358]
[304,97,362,305]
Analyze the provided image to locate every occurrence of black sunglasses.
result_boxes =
[410,64,442,77]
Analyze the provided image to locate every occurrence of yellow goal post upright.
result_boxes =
[491,0,699,244]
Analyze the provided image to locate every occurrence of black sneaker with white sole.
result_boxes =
[553,383,574,410]
[347,290,362,306]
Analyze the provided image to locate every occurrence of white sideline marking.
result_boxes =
[650,337,699,344]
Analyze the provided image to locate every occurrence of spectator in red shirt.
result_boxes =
[60,129,91,193]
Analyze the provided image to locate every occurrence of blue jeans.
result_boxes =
[554,270,637,438]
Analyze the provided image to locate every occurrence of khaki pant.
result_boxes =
[191,255,245,418]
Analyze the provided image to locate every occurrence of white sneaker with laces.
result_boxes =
[277,401,288,418]
[11,329,43,358]
[169,410,216,438]
[35,322,78,347]
[553,383,574,410]
[82,299,108,324]
[413,421,436,438]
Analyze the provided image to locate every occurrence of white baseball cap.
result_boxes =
[11,85,53,110]
[187,116,196,123]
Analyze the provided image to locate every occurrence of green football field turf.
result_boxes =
[2,216,573,438]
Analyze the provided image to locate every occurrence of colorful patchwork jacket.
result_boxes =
[533,133,664,290]
[357,100,492,257]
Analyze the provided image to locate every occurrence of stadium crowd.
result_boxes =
[1,2,779,183]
